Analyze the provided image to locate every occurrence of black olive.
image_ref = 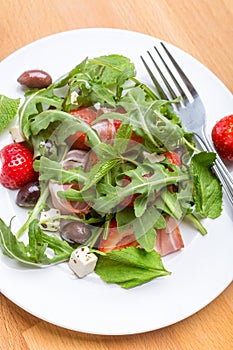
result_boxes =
[60,222,91,244]
[16,180,40,207]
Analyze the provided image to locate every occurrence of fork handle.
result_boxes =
[195,133,233,207]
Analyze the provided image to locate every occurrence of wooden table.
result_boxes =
[0,1,232,349]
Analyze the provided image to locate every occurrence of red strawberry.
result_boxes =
[163,151,181,167]
[66,107,97,150]
[113,119,144,144]
[0,143,38,189]
[212,114,233,161]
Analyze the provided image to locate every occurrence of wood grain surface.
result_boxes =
[0,1,232,349]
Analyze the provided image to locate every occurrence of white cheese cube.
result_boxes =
[70,91,79,104]
[69,246,98,278]
[39,208,60,231]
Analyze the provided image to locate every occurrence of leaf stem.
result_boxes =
[183,137,200,153]
[16,186,49,239]
[187,213,207,235]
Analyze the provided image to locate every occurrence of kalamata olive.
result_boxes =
[17,69,52,89]
[60,222,91,244]
[16,180,40,207]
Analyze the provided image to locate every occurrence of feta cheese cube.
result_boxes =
[70,90,79,104]
[39,208,60,231]
[69,246,98,278]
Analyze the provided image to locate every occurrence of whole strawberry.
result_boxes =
[0,143,38,189]
[212,114,233,161]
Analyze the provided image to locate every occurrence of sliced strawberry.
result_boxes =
[98,219,138,253]
[212,114,233,161]
[155,216,184,256]
[119,175,137,207]
[113,119,144,144]
[119,174,160,208]
[163,151,181,167]
[66,107,97,150]
[0,143,38,189]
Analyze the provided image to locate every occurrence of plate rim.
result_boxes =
[0,27,232,335]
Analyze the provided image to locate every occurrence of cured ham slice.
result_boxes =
[155,216,184,256]
[98,219,138,253]
[49,182,90,215]
[62,149,88,169]
[92,119,116,144]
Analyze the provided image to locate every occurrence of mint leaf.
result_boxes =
[81,158,119,191]
[95,247,170,289]
[0,95,20,133]
[191,152,222,218]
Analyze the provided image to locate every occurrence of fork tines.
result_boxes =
[141,42,197,107]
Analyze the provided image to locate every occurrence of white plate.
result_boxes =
[0,28,232,335]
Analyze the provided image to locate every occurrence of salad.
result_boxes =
[0,54,222,289]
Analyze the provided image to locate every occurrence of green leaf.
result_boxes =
[114,123,133,154]
[28,220,48,262]
[88,54,135,85]
[0,218,73,266]
[0,95,20,133]
[191,152,222,218]
[160,190,183,220]
[132,206,166,251]
[94,87,183,152]
[93,162,190,213]
[30,109,101,148]
[52,58,88,88]
[0,219,30,261]
[81,158,119,191]
[116,206,166,252]
[94,247,170,289]
[133,193,148,217]
[19,88,63,139]
[36,156,86,184]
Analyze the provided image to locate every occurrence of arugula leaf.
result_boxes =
[94,87,183,152]
[88,54,135,86]
[0,219,29,261]
[0,218,73,266]
[0,95,20,133]
[35,156,87,184]
[93,163,190,212]
[132,206,166,251]
[116,206,165,251]
[66,54,135,107]
[191,152,222,218]
[52,58,88,88]
[113,123,133,154]
[19,88,63,139]
[94,247,170,289]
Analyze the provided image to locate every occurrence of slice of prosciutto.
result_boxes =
[62,149,88,170]
[49,182,90,215]
[155,216,184,256]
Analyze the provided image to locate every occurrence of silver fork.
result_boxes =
[141,42,233,207]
